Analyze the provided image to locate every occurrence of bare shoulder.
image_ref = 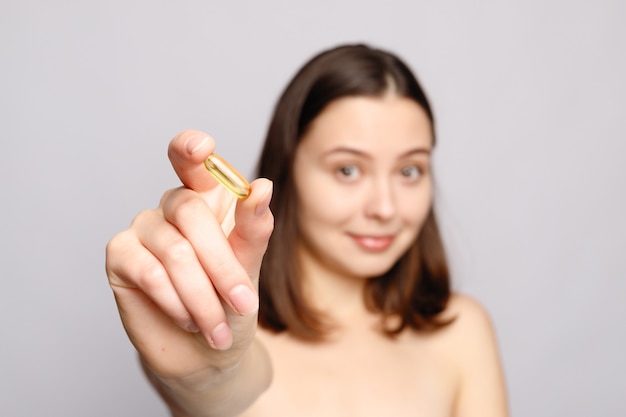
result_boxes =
[422,293,502,368]
[437,292,503,370]
[443,293,497,338]
[436,293,509,417]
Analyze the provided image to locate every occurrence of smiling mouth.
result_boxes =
[349,234,395,251]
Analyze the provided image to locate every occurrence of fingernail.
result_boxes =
[186,135,209,154]
[229,285,258,315]
[187,321,200,333]
[255,182,273,217]
[210,322,232,350]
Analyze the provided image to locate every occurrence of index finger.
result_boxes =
[168,130,219,192]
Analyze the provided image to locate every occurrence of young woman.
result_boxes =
[106,44,508,417]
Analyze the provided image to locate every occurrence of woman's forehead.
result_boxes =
[299,95,433,153]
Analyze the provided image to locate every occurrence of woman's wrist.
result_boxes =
[141,339,272,417]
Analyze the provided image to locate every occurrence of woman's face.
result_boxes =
[293,94,433,280]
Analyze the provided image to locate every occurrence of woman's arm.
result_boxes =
[142,338,272,417]
[106,131,274,416]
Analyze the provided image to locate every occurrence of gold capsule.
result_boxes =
[204,154,250,199]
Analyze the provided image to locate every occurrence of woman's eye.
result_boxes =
[337,165,360,180]
[401,165,422,181]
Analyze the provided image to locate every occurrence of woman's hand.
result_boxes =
[105,130,274,380]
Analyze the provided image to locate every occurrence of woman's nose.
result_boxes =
[364,178,396,221]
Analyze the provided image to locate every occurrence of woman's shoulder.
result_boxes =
[407,292,502,374]
[445,292,496,329]
[430,292,509,415]
[433,292,499,351]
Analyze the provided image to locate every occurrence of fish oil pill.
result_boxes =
[204,154,250,198]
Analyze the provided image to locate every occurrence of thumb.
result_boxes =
[167,130,220,192]
[228,178,274,282]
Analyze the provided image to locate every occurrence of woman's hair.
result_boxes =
[255,43,452,340]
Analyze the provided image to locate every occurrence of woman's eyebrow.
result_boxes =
[322,147,431,159]
[401,148,432,157]
[322,147,369,158]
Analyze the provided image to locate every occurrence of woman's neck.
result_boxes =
[296,245,376,331]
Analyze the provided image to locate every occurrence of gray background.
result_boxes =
[1,1,624,416]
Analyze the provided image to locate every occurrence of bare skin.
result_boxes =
[106,95,508,416]
[106,131,275,416]
[241,97,507,416]
[247,294,507,417]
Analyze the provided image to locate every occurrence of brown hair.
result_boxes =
[255,44,452,340]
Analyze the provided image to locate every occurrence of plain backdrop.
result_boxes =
[1,1,624,416]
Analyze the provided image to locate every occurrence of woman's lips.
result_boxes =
[349,234,395,251]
